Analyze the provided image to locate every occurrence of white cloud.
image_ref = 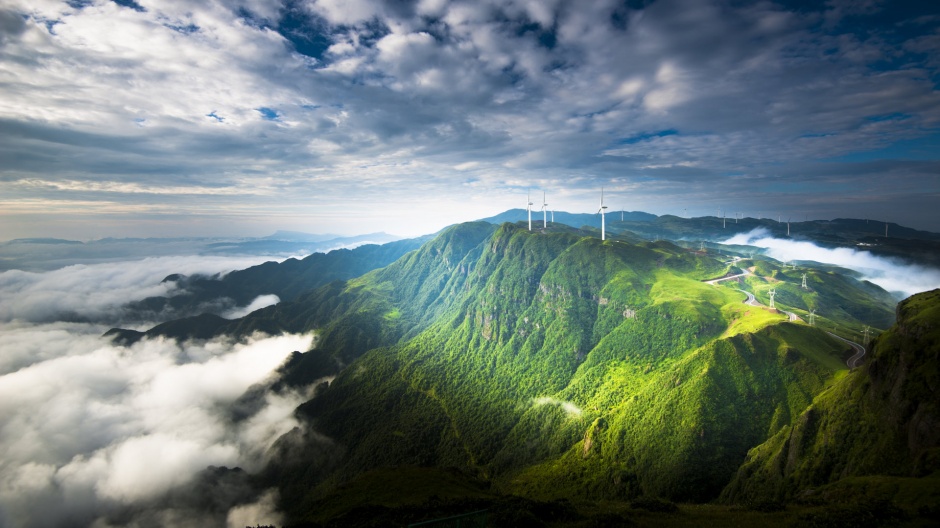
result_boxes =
[0,0,938,238]
[0,255,280,323]
[222,294,281,319]
[226,489,283,528]
[724,228,940,298]
[533,396,582,417]
[0,324,313,527]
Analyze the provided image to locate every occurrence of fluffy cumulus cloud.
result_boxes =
[724,228,940,298]
[0,325,311,527]
[0,256,319,527]
[0,0,938,238]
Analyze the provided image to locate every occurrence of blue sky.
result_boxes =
[0,0,938,239]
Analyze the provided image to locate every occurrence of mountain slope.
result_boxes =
[721,288,940,505]
[104,220,910,524]
[122,235,429,321]
[258,222,892,521]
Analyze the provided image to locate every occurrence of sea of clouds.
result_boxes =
[723,228,940,299]
[0,256,309,528]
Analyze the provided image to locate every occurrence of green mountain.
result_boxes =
[722,288,940,507]
[110,220,936,526]
[121,235,429,322]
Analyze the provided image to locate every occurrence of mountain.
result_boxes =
[476,211,940,269]
[118,235,430,325]
[0,232,404,272]
[722,288,940,508]
[202,232,401,255]
[107,220,936,526]
[480,208,657,229]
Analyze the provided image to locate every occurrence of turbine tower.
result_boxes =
[801,273,808,289]
[541,191,548,228]
[598,188,608,241]
[527,190,533,231]
[787,217,791,237]
[551,209,554,223]
[768,288,776,309]
[885,222,888,238]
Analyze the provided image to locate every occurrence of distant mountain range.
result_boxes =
[104,218,940,526]
[0,231,402,271]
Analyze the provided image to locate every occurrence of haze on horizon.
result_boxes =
[1,0,939,240]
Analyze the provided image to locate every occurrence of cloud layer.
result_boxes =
[0,322,311,527]
[724,228,940,298]
[1,0,938,238]
[0,255,314,526]
[0,255,280,324]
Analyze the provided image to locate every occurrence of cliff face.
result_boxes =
[722,289,940,503]
[868,289,940,475]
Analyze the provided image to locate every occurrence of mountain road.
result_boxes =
[827,331,867,369]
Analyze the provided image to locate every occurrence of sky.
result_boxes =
[1,0,939,240]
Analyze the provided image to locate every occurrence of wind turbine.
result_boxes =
[551,209,554,223]
[787,217,791,237]
[598,188,608,241]
[541,191,548,228]
[527,190,533,231]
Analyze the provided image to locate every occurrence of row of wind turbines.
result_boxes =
[526,189,893,242]
[526,189,612,240]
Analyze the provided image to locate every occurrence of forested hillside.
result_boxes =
[723,288,940,507]
[216,222,893,523]
[108,221,931,526]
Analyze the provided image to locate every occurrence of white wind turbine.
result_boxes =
[541,191,548,228]
[598,188,608,241]
[527,190,533,231]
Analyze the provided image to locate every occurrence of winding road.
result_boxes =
[706,267,802,321]
[705,263,864,369]
[827,331,867,369]
[705,268,751,285]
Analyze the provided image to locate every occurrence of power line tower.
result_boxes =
[808,309,816,326]
[863,325,871,345]
[768,288,776,309]
[801,273,808,289]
